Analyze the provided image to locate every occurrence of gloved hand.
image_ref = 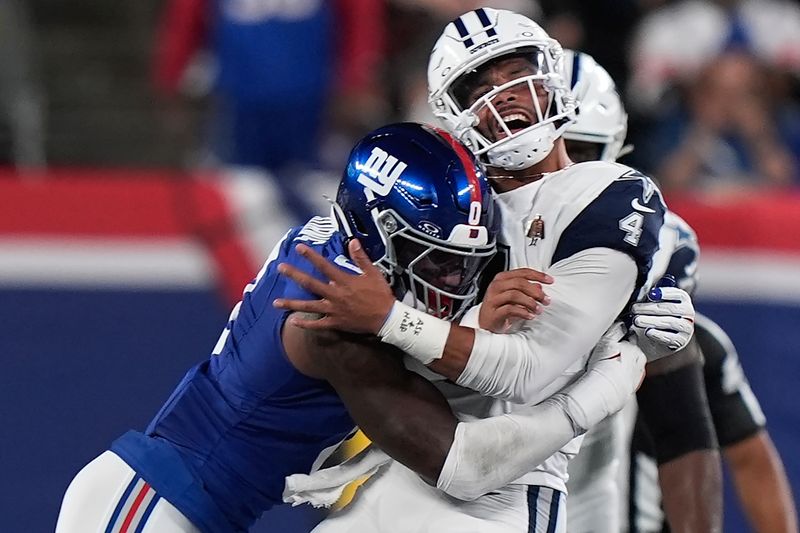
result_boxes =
[630,276,695,362]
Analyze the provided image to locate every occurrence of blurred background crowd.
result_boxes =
[5,0,800,205]
[2,1,800,532]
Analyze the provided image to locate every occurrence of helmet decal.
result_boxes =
[452,8,498,51]
[356,147,408,197]
[427,9,576,170]
[335,122,499,320]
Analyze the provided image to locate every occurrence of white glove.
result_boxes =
[283,445,390,508]
[630,286,695,362]
[553,322,646,435]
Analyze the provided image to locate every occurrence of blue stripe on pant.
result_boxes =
[104,475,140,533]
[527,486,565,533]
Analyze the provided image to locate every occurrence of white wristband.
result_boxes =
[377,301,451,365]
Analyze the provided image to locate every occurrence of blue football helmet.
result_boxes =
[333,122,500,320]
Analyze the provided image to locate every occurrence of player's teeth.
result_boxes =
[502,114,526,123]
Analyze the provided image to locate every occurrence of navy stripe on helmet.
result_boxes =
[570,52,581,90]
[452,16,474,48]
[475,8,497,37]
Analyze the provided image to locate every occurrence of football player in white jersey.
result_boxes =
[559,49,722,533]
[561,49,796,533]
[275,8,695,532]
[56,123,665,533]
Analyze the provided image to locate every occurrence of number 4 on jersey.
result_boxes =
[619,212,644,246]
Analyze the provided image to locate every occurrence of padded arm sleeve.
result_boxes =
[697,314,766,446]
[437,399,575,500]
[455,248,637,404]
[438,336,647,501]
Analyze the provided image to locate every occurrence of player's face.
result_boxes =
[565,140,603,163]
[396,241,469,294]
[451,55,551,143]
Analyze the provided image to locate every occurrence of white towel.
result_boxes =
[283,445,391,508]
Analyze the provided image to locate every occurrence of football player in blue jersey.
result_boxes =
[56,122,659,533]
[271,9,697,533]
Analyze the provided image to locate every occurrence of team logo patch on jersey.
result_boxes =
[526,214,545,246]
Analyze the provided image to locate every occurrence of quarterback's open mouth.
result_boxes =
[494,112,533,140]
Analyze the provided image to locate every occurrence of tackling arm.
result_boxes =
[277,240,638,404]
[283,321,456,484]
[283,318,646,500]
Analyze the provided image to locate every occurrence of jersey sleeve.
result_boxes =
[273,221,360,303]
[662,213,700,295]
[697,314,767,447]
[209,218,357,396]
[552,169,666,302]
[457,248,638,404]
[239,218,358,337]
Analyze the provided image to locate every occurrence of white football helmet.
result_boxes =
[427,8,576,170]
[562,50,629,162]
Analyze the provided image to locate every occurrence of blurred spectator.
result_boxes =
[153,0,386,173]
[629,0,800,114]
[648,50,798,196]
[0,0,46,169]
[540,0,660,101]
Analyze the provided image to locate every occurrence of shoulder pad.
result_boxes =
[662,212,700,295]
[277,218,357,301]
[553,168,666,295]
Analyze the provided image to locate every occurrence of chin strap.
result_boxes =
[327,196,354,239]
[617,143,634,159]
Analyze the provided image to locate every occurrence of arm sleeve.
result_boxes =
[697,314,766,446]
[439,337,646,501]
[455,247,637,404]
[437,400,575,500]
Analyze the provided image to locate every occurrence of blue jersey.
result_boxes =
[213,0,333,102]
[111,217,356,532]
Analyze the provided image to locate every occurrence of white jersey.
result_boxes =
[567,210,700,532]
[409,161,666,492]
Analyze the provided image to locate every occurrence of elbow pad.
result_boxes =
[637,361,719,464]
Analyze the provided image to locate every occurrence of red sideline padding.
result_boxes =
[667,192,800,252]
[0,169,256,305]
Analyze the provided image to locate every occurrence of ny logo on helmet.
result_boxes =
[357,147,408,197]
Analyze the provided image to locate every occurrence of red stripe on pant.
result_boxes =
[119,482,151,533]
